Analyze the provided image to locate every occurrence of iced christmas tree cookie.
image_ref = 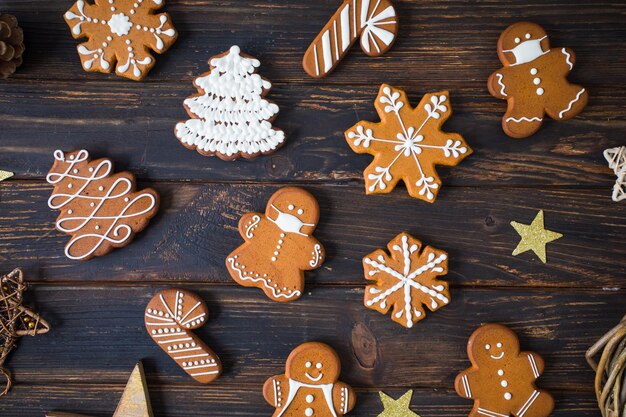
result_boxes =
[488,22,588,138]
[346,84,472,202]
[263,342,356,417]
[303,0,399,78]
[226,187,325,302]
[64,0,177,80]
[455,324,554,417]
[46,150,159,261]
[363,233,450,328]
[175,46,285,160]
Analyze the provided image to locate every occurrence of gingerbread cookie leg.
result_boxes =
[515,390,554,417]
[546,84,588,121]
[502,101,545,139]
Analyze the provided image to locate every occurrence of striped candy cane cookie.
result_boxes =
[145,289,222,384]
[303,0,398,78]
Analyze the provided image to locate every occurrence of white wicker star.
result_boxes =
[604,146,626,202]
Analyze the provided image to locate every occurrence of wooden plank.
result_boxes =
[0,384,605,417]
[5,285,623,392]
[0,182,623,288]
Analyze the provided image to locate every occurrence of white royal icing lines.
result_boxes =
[561,48,574,70]
[506,116,543,124]
[477,408,508,417]
[517,390,540,417]
[461,374,472,398]
[496,73,507,97]
[558,88,586,119]
[528,354,540,378]
[342,387,349,414]
[227,257,301,300]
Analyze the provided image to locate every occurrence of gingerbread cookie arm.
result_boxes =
[238,212,264,242]
[454,368,479,400]
[263,375,288,409]
[300,237,325,271]
[488,70,510,100]
[145,289,222,384]
[332,381,356,415]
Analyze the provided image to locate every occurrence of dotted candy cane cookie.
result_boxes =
[488,22,588,138]
[64,0,178,80]
[145,289,222,384]
[263,342,356,417]
[303,0,398,78]
[455,323,554,417]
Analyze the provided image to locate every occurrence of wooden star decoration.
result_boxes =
[0,170,13,182]
[47,362,153,417]
[604,146,626,202]
[0,268,50,397]
[511,210,563,264]
[377,390,420,417]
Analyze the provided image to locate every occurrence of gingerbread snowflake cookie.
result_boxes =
[175,46,285,160]
[455,324,554,417]
[363,233,450,328]
[145,289,222,384]
[488,22,588,138]
[64,0,177,80]
[226,187,325,302]
[46,150,159,261]
[346,84,472,202]
[263,342,356,417]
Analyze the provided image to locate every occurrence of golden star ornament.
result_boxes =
[377,390,420,417]
[0,170,13,182]
[511,210,563,263]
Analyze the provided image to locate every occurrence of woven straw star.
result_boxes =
[604,146,626,202]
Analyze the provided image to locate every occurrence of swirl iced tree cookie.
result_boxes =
[455,324,554,417]
[263,342,356,417]
[363,233,450,328]
[303,0,398,78]
[346,84,472,202]
[488,22,588,138]
[226,187,325,302]
[64,0,177,80]
[145,289,222,383]
[175,46,285,160]
[46,150,159,261]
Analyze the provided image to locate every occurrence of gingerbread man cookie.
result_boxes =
[264,342,356,417]
[455,324,554,417]
[488,22,588,138]
[145,289,222,384]
[226,187,325,302]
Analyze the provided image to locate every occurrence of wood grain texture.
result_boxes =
[0,0,624,416]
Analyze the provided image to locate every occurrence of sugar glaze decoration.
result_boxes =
[303,0,399,78]
[175,46,285,160]
[64,0,177,80]
[226,187,325,303]
[604,146,626,202]
[488,22,588,138]
[455,323,554,417]
[263,342,356,417]
[345,84,472,202]
[46,150,159,261]
[145,289,222,384]
[363,233,450,328]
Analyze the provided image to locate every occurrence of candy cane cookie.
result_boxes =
[145,289,222,384]
[303,0,398,78]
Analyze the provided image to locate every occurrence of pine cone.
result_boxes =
[0,14,24,79]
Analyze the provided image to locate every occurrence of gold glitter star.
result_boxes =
[511,210,563,264]
[0,170,13,182]
[377,390,420,417]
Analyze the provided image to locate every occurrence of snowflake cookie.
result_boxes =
[175,46,285,160]
[346,84,472,202]
[363,233,450,328]
[64,0,178,80]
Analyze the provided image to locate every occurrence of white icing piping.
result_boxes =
[558,88,586,119]
[496,73,507,97]
[505,116,543,123]
[227,257,301,300]
[561,48,573,70]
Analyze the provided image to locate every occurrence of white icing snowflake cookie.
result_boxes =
[175,46,285,161]
[64,0,178,81]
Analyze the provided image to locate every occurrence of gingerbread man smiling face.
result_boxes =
[488,22,588,138]
[455,324,554,417]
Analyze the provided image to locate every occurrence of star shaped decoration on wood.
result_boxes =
[604,146,626,202]
[377,390,420,417]
[0,268,50,397]
[511,210,563,263]
[47,362,153,417]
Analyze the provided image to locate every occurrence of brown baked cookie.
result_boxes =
[175,45,285,160]
[46,150,159,261]
[64,0,177,81]
[488,22,588,138]
[145,289,222,384]
[346,84,472,202]
[455,323,554,417]
[226,187,325,302]
[303,0,399,78]
[263,342,356,417]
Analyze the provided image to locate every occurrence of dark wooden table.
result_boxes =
[0,0,624,416]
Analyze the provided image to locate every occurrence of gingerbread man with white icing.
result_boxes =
[226,187,325,303]
[264,342,356,417]
[488,22,588,138]
[455,323,554,417]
